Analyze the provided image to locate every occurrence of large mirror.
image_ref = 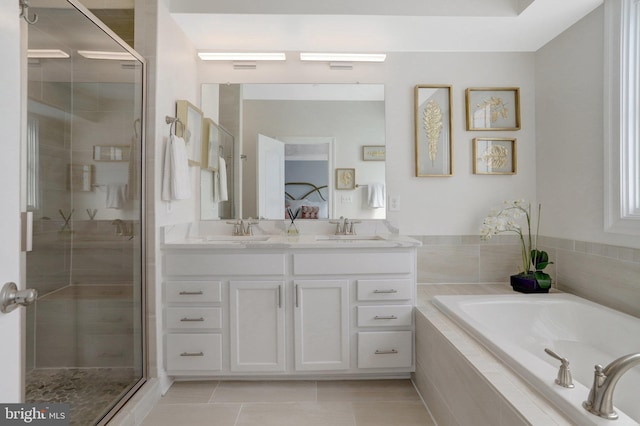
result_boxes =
[201,83,386,220]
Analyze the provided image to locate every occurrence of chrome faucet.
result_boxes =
[226,218,258,236]
[583,352,640,419]
[329,217,361,235]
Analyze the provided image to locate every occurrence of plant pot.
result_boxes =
[510,273,550,294]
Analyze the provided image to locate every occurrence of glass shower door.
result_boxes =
[24,1,145,425]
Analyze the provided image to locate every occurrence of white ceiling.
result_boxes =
[170,0,603,53]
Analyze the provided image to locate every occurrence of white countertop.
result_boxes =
[163,233,421,249]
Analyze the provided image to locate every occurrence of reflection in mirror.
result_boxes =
[200,83,386,220]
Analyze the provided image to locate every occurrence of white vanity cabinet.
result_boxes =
[294,280,350,371]
[229,281,286,372]
[162,243,417,377]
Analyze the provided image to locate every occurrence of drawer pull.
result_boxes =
[180,317,205,322]
[374,315,398,320]
[373,289,397,294]
[375,349,398,355]
[180,351,204,357]
[179,291,204,295]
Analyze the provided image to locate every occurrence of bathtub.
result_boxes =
[432,293,640,425]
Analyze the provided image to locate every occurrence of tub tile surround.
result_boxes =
[415,234,640,317]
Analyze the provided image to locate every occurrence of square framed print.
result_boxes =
[176,100,204,166]
[473,137,517,174]
[466,87,520,131]
[415,85,453,176]
[335,168,356,190]
[362,145,386,161]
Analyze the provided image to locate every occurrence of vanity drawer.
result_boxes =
[166,307,222,330]
[165,253,286,276]
[356,279,413,301]
[293,252,412,275]
[357,331,412,369]
[357,305,413,327]
[166,333,222,371]
[165,281,222,303]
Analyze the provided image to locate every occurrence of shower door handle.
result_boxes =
[1,282,38,314]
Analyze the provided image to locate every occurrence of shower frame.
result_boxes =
[25,1,148,424]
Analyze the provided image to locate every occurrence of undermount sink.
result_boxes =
[206,235,271,242]
[315,235,385,241]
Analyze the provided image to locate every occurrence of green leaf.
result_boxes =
[531,249,553,271]
[534,271,552,289]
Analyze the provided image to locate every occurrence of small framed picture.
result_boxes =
[176,100,204,166]
[473,138,517,175]
[335,168,356,190]
[362,145,386,161]
[414,85,453,176]
[466,87,521,131]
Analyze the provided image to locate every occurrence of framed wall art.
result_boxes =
[414,85,453,176]
[473,137,517,175]
[335,168,356,190]
[362,145,386,161]
[202,118,220,171]
[176,100,203,166]
[466,87,521,131]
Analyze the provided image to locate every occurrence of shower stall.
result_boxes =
[24,1,146,424]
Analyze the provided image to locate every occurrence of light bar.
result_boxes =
[27,49,69,59]
[300,53,386,62]
[198,52,286,61]
[78,50,135,60]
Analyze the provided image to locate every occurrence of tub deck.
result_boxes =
[414,284,575,425]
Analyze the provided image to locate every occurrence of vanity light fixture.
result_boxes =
[78,50,135,60]
[300,53,387,63]
[197,52,286,61]
[27,49,69,59]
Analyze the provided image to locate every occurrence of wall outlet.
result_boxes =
[389,196,400,211]
[341,194,353,203]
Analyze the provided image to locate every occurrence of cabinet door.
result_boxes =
[229,281,285,372]
[294,280,349,371]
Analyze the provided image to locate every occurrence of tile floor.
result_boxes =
[141,379,435,426]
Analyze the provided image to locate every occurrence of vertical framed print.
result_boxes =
[176,100,203,166]
[415,85,453,176]
[202,118,220,171]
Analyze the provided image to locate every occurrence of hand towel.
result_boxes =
[161,134,191,201]
[106,183,128,209]
[215,156,228,202]
[367,183,385,208]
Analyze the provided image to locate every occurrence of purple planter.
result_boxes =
[510,273,550,294]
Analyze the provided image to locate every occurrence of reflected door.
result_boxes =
[257,134,285,219]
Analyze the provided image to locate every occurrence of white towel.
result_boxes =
[367,183,385,208]
[162,134,191,201]
[106,183,127,209]
[214,156,228,202]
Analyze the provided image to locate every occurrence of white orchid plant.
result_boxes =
[480,199,553,288]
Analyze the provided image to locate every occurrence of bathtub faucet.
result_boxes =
[583,352,640,420]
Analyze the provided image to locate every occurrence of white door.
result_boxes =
[294,280,350,371]
[257,134,285,219]
[0,7,25,402]
[229,281,286,372]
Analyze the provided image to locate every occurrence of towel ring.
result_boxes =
[165,116,184,136]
